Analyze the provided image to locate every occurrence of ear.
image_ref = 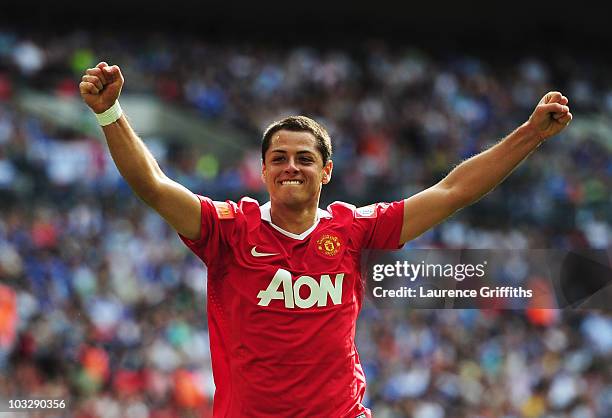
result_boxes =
[261,160,266,183]
[321,160,333,184]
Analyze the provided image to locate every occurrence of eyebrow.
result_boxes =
[269,150,316,156]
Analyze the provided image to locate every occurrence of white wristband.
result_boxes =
[95,101,123,126]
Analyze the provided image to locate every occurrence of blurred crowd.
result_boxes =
[0,30,610,417]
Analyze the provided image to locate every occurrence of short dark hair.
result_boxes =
[261,116,332,165]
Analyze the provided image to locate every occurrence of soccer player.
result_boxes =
[79,61,572,417]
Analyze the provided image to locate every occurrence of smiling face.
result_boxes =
[262,130,333,210]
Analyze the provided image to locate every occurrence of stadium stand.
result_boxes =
[0,30,610,417]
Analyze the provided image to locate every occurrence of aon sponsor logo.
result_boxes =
[257,268,344,308]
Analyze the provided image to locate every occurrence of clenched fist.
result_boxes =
[79,62,124,114]
[527,91,573,142]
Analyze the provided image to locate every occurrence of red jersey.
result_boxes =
[180,196,404,418]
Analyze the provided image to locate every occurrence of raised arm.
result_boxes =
[79,62,201,240]
[399,91,573,244]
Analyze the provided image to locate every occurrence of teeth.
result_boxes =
[281,180,302,185]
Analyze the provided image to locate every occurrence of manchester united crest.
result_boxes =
[316,234,342,257]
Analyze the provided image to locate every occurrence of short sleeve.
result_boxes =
[353,200,405,250]
[178,195,236,265]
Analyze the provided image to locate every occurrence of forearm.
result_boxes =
[400,92,571,244]
[102,115,165,202]
[441,122,541,207]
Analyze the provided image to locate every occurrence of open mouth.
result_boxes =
[280,180,304,185]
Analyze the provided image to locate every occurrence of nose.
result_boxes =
[284,157,299,174]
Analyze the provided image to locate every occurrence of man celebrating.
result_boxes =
[80,61,571,417]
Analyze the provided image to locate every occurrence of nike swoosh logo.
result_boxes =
[251,246,280,257]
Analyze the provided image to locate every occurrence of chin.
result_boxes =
[277,193,310,208]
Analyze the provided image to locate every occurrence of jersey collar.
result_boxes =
[259,202,331,240]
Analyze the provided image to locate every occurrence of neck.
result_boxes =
[269,201,319,235]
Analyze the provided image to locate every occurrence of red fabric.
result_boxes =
[173,369,207,409]
[80,345,110,382]
[0,284,17,348]
[0,74,12,100]
[31,221,58,249]
[113,369,145,396]
[179,196,404,417]
[526,277,559,326]
[55,78,79,97]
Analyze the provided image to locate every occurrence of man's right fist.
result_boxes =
[79,62,124,114]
